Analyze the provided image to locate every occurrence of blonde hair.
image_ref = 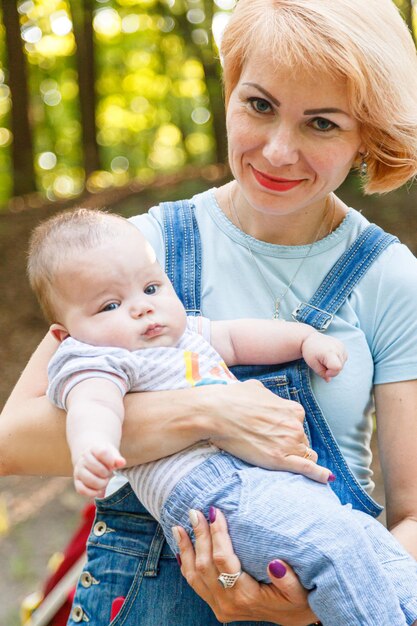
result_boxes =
[221,0,417,193]
[28,208,129,322]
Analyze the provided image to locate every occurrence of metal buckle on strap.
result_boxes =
[291,302,334,332]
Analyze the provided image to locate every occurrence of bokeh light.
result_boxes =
[50,11,73,37]
[187,9,205,24]
[93,9,122,39]
[121,14,140,33]
[21,25,42,44]
[38,151,57,170]
[111,156,129,172]
[191,29,209,46]
[191,107,211,125]
[0,128,12,147]
[212,11,231,50]
[214,0,237,9]
[18,1,35,15]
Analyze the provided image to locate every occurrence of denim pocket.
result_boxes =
[258,374,292,400]
[68,540,147,625]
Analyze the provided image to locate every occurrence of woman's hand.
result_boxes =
[174,508,317,626]
[204,379,330,483]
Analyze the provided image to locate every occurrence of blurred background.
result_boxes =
[0,0,234,208]
[0,0,416,624]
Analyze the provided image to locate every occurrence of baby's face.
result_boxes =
[53,226,187,351]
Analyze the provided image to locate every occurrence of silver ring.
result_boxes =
[303,445,314,460]
[217,570,242,589]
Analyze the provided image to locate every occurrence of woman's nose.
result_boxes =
[262,125,299,166]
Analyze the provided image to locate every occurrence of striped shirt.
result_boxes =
[47,317,236,519]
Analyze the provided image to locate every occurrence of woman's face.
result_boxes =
[226,52,365,218]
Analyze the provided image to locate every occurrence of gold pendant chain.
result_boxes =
[229,190,336,319]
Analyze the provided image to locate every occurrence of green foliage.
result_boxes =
[0,0,235,205]
[395,0,416,31]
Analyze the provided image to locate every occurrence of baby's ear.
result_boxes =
[50,323,70,343]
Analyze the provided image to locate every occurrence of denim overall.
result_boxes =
[68,200,397,626]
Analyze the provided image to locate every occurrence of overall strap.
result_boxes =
[292,224,398,331]
[161,200,202,316]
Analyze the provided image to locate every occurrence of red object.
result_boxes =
[251,165,304,192]
[110,597,125,621]
[41,503,96,626]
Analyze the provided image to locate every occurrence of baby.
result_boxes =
[28,209,417,625]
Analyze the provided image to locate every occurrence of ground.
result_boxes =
[0,174,415,624]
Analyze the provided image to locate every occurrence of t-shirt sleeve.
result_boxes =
[185,315,211,343]
[47,339,138,410]
[128,207,166,269]
[367,243,417,384]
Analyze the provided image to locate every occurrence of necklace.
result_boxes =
[229,189,336,319]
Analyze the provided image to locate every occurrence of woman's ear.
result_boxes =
[49,323,70,342]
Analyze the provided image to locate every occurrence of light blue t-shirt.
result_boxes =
[129,188,417,494]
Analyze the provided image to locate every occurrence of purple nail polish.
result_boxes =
[269,560,287,579]
[328,473,336,483]
[209,506,217,523]
[176,553,182,567]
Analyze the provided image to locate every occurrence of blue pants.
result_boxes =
[160,453,417,626]
[68,481,277,626]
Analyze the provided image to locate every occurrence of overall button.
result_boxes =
[80,571,93,588]
[71,605,89,622]
[93,521,107,536]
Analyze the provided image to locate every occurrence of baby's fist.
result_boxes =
[73,445,126,498]
[302,333,347,382]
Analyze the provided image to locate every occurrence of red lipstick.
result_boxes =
[252,167,303,192]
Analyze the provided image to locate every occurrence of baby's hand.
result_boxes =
[73,445,126,498]
[301,333,347,382]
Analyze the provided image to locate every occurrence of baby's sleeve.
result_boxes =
[47,338,138,410]
[185,315,212,343]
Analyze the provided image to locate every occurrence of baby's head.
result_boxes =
[28,208,187,350]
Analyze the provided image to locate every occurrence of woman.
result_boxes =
[2,0,417,624]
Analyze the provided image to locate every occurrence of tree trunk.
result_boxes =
[175,2,228,163]
[2,0,36,196]
[200,0,228,164]
[69,0,100,177]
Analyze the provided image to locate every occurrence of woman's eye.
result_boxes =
[310,117,338,132]
[144,284,158,295]
[102,302,119,312]
[248,97,272,114]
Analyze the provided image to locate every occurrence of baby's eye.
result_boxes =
[144,284,158,295]
[101,302,119,312]
[248,97,273,114]
[310,117,338,132]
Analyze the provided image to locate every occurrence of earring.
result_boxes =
[359,152,368,177]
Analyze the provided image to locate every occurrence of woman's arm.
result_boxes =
[1,333,320,478]
[0,332,71,475]
[375,379,417,558]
